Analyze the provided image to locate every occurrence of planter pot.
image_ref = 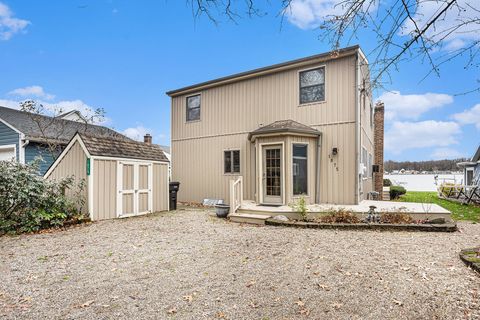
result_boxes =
[215,204,230,218]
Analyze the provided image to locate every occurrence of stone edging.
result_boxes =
[459,248,480,275]
[265,219,457,232]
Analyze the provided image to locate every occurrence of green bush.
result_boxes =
[390,186,407,199]
[0,160,86,235]
[383,178,392,187]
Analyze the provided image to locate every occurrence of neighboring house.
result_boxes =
[167,45,383,206]
[0,106,129,175]
[45,133,170,220]
[458,146,480,186]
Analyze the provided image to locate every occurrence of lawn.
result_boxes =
[397,191,480,222]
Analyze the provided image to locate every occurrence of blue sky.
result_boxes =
[0,0,479,161]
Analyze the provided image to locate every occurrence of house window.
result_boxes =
[466,168,474,186]
[224,150,240,174]
[186,94,201,122]
[299,67,325,104]
[293,144,308,195]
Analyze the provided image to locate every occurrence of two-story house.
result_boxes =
[167,46,383,206]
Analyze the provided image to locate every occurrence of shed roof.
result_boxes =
[0,106,129,144]
[80,134,169,162]
[472,145,480,162]
[248,120,321,141]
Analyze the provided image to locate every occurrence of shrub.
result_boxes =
[319,209,360,224]
[0,160,86,234]
[290,196,308,221]
[383,178,392,187]
[390,186,406,199]
[380,212,413,224]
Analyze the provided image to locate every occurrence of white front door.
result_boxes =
[117,161,153,217]
[262,145,283,204]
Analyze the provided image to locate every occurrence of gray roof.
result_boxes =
[0,106,130,144]
[80,134,169,162]
[472,145,480,162]
[248,120,321,140]
[166,45,360,97]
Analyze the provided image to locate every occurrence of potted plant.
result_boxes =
[215,204,230,218]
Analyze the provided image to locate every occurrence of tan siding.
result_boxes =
[123,164,134,190]
[139,165,148,189]
[153,163,169,212]
[171,54,358,205]
[47,141,88,214]
[139,193,148,212]
[93,159,117,220]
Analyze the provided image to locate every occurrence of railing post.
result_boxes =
[239,176,243,208]
[230,179,235,215]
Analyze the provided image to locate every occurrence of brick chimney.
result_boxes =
[373,101,385,195]
[144,133,152,145]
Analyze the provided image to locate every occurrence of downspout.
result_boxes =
[315,133,322,204]
[20,136,29,164]
[355,51,360,204]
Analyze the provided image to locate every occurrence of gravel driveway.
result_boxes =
[1,208,479,320]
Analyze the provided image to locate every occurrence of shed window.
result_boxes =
[293,144,308,195]
[224,150,240,174]
[299,67,325,104]
[186,94,201,122]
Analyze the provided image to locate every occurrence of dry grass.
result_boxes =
[379,212,414,224]
[317,209,360,223]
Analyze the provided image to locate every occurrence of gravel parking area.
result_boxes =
[1,208,479,319]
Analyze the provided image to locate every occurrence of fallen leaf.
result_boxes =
[167,307,177,314]
[318,284,330,291]
[393,299,403,306]
[249,301,259,308]
[295,299,305,307]
[183,295,193,303]
[299,308,310,316]
[215,311,226,318]
[80,300,94,308]
[331,302,342,309]
[246,280,256,288]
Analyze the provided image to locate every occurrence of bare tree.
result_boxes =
[186,0,480,91]
[19,100,106,159]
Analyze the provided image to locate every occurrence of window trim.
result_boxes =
[298,65,326,106]
[466,167,474,186]
[223,149,241,175]
[185,93,201,123]
[292,143,309,196]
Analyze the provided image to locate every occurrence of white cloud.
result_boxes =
[0,98,110,125]
[400,0,479,51]
[0,2,30,40]
[385,120,461,154]
[431,147,463,160]
[284,0,378,29]
[8,85,55,100]
[452,104,480,129]
[377,91,453,121]
[122,125,166,143]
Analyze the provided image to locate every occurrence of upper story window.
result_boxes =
[186,94,201,122]
[224,150,240,174]
[299,67,325,104]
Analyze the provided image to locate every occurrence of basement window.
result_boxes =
[186,94,201,122]
[299,67,325,104]
[224,150,240,174]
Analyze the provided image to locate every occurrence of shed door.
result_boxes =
[117,162,152,217]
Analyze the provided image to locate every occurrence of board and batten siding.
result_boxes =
[171,54,359,204]
[0,121,19,161]
[153,163,169,212]
[46,141,88,214]
[93,159,117,220]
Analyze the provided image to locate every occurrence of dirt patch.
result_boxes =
[1,209,479,319]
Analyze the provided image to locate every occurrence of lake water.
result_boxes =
[385,174,464,192]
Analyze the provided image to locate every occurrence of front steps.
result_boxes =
[229,213,271,225]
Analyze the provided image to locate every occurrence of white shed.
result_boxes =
[44,133,170,221]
